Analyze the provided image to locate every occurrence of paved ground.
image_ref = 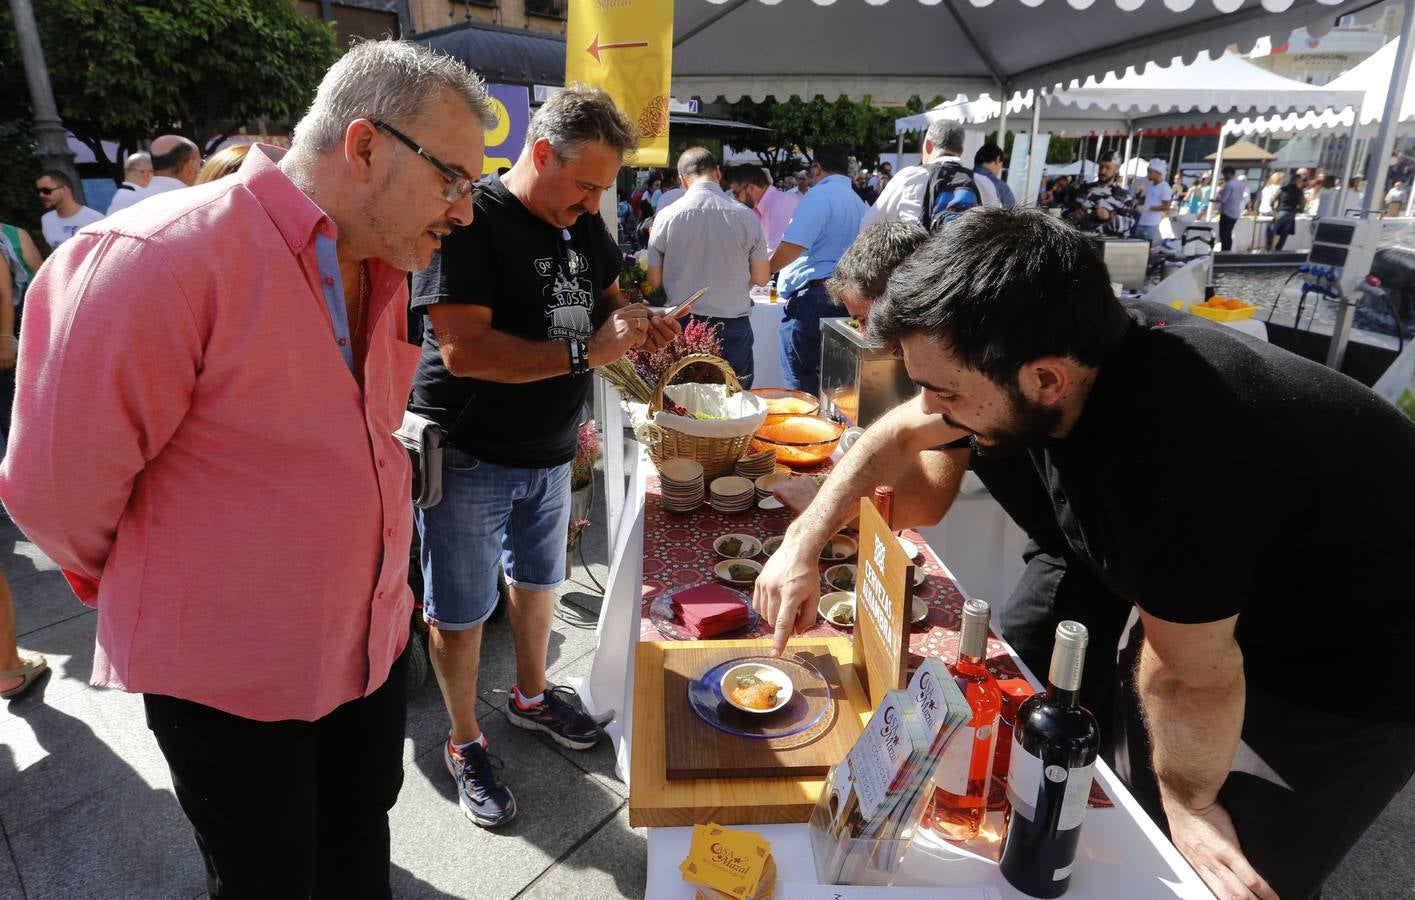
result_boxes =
[0,484,647,900]
[2,452,1412,898]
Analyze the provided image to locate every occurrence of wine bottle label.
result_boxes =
[1005,732,1041,822]
[936,723,997,794]
[1058,762,1095,831]
[937,725,975,794]
[1004,734,1093,831]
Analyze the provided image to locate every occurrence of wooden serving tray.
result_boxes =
[630,637,873,828]
[663,643,860,780]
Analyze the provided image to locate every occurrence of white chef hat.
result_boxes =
[1148,157,1169,178]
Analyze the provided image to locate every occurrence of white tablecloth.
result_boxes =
[750,294,787,388]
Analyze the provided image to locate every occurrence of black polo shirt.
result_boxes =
[965,300,1415,721]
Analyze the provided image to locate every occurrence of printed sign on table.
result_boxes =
[565,0,673,166]
[855,499,913,708]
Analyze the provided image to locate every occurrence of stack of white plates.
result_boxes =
[734,449,777,481]
[659,458,705,513]
[709,475,755,514]
[754,472,788,502]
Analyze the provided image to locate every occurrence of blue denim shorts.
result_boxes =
[414,447,573,630]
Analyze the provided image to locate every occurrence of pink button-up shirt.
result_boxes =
[0,146,419,721]
[755,185,800,255]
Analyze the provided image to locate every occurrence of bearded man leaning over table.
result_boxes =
[754,208,1415,900]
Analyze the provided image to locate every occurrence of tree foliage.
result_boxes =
[0,0,339,183]
[727,95,933,175]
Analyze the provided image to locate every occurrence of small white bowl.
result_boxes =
[897,536,920,560]
[762,534,785,556]
[818,591,857,628]
[757,496,784,511]
[714,558,762,586]
[823,563,857,593]
[721,662,793,714]
[820,534,857,562]
[714,533,761,559]
[913,566,928,587]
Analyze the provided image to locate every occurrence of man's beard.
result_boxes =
[360,173,426,272]
[963,384,1062,459]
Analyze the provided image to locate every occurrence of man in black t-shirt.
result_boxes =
[409,86,678,830]
[755,209,1415,900]
[1265,170,1307,251]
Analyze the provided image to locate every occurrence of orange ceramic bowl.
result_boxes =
[749,388,821,418]
[751,415,846,468]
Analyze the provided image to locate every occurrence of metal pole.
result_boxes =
[997,82,1009,152]
[1336,115,1360,215]
[8,0,83,203]
[1029,89,1043,206]
[1333,0,1415,370]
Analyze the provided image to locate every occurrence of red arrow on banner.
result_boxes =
[587,33,650,63]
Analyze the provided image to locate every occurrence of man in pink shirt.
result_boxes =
[725,164,799,256]
[0,41,494,897]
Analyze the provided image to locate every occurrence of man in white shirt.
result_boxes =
[146,134,202,194]
[787,170,810,197]
[863,122,998,230]
[106,152,155,214]
[1209,165,1250,252]
[1132,158,1173,245]
[35,170,104,251]
[648,148,769,386]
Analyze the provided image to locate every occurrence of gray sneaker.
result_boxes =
[506,685,603,750]
[443,737,517,828]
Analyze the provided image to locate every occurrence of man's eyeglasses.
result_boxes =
[35,187,57,196]
[371,119,480,204]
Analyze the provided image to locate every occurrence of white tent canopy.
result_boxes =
[1229,39,1410,137]
[893,51,1361,136]
[671,0,1366,105]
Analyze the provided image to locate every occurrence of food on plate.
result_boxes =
[728,564,758,582]
[827,568,855,591]
[828,602,855,626]
[718,537,742,557]
[731,676,782,710]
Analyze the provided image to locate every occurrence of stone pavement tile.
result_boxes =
[520,805,645,900]
[537,648,628,801]
[0,686,168,838]
[8,769,206,900]
[473,609,603,709]
[0,841,22,900]
[9,568,87,640]
[390,703,625,898]
[1325,778,1415,898]
[0,520,58,581]
[0,609,98,724]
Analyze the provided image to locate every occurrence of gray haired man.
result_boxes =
[863,121,999,228]
[409,85,679,829]
[105,151,155,214]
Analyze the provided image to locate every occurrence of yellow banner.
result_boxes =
[565,0,673,167]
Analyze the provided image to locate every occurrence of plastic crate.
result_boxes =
[1190,302,1257,322]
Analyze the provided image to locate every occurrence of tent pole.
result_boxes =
[1122,127,1135,171]
[897,131,905,162]
[1336,114,1359,215]
[1335,0,1415,370]
[997,80,1009,149]
[1029,89,1043,205]
[1177,135,1188,175]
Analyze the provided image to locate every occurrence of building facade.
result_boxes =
[296,0,567,44]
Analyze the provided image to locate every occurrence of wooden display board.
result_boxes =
[662,643,863,780]
[630,637,872,827]
[853,498,914,708]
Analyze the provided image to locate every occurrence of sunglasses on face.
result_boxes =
[36,187,58,196]
[371,119,480,204]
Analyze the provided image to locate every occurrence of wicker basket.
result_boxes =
[644,354,759,480]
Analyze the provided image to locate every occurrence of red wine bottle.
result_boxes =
[998,621,1099,898]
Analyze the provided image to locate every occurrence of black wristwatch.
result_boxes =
[568,338,590,376]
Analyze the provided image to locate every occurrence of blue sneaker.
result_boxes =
[443,737,516,828]
[506,684,603,750]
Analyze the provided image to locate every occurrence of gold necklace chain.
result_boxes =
[351,262,369,348]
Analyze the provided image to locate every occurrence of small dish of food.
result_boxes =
[762,535,785,556]
[757,496,784,511]
[714,533,761,559]
[913,566,928,587]
[823,563,857,592]
[714,558,763,586]
[720,662,793,714]
[896,536,920,560]
[818,591,856,628]
[911,597,929,625]
[819,534,857,562]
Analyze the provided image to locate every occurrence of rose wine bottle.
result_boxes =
[998,621,1100,898]
[928,598,1002,842]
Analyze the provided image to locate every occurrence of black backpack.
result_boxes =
[920,160,982,231]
